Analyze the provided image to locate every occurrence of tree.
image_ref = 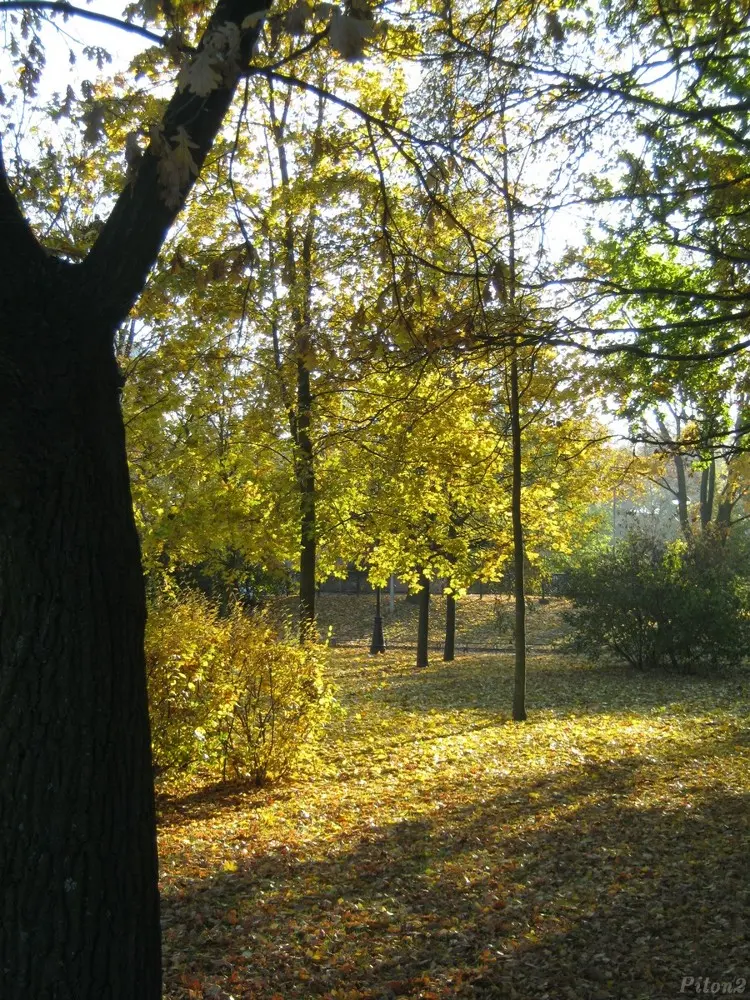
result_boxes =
[0,4,270,996]
[7,0,739,991]
[552,0,750,366]
[0,1,487,986]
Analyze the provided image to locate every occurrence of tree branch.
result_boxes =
[0,138,50,294]
[81,0,268,329]
[0,1,168,47]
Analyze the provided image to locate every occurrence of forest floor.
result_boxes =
[314,593,571,651]
[157,635,750,1000]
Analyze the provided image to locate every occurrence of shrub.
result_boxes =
[145,590,227,774]
[145,592,333,784]
[216,606,333,785]
[565,532,750,672]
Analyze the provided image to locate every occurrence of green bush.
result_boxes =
[565,532,750,672]
[145,592,333,784]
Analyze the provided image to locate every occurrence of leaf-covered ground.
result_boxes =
[158,650,750,1000]
[314,593,571,650]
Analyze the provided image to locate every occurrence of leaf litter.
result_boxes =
[158,645,750,1000]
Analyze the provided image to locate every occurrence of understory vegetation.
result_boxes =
[156,644,750,1000]
[147,593,333,785]
[566,533,750,672]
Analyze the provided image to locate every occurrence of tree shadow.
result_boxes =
[160,732,749,999]
[156,780,295,829]
[339,652,750,723]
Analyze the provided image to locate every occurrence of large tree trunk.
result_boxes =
[0,294,161,998]
[0,4,267,992]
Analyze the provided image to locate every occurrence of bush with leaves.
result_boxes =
[565,531,750,672]
[216,610,334,785]
[145,592,333,783]
[145,591,227,774]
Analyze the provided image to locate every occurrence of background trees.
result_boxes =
[2,0,750,995]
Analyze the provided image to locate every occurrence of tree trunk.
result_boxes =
[0,299,161,999]
[443,592,456,662]
[699,459,716,529]
[509,351,527,722]
[296,355,316,639]
[0,5,268,994]
[416,573,430,669]
[673,452,691,537]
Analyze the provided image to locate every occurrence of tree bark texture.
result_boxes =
[0,283,160,999]
[0,2,269,993]
[416,573,430,669]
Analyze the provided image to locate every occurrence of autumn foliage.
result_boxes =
[146,592,333,784]
[157,643,750,1000]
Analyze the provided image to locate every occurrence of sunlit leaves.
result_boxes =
[156,638,750,999]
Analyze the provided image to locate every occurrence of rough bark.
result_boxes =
[0,2,268,993]
[0,283,160,999]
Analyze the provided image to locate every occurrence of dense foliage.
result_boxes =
[146,592,333,785]
[566,532,750,672]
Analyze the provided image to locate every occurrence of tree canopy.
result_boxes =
[2,0,750,994]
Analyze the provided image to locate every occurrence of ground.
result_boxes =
[315,593,571,650]
[157,600,750,1000]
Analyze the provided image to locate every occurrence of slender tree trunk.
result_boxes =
[0,301,161,999]
[416,573,430,669]
[268,87,324,641]
[296,354,316,637]
[717,496,733,535]
[673,453,691,537]
[699,460,716,529]
[443,592,456,661]
[509,351,527,722]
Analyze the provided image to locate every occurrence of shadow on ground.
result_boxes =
[160,732,749,1000]
[335,651,749,723]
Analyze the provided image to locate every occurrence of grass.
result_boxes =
[156,636,750,1000]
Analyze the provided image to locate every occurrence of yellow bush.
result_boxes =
[145,590,228,774]
[145,592,333,784]
[218,607,334,785]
